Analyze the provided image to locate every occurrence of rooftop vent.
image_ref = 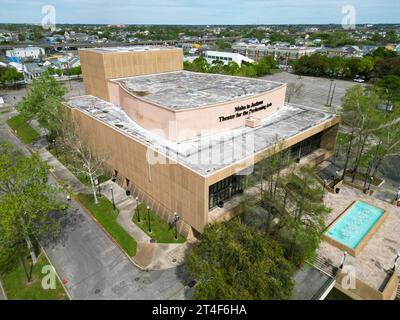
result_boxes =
[245,117,261,128]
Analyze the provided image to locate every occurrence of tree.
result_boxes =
[338,84,400,184]
[278,166,330,266]
[0,142,62,282]
[286,82,304,103]
[186,219,294,300]
[374,75,400,103]
[18,33,25,42]
[16,73,67,139]
[371,47,397,59]
[0,66,24,85]
[60,119,109,204]
[216,39,231,50]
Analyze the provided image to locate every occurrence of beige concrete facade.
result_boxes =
[108,77,286,141]
[79,47,183,101]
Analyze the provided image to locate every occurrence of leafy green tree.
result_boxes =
[371,47,397,59]
[278,166,330,266]
[216,39,231,50]
[0,142,62,281]
[223,61,240,75]
[186,219,294,300]
[375,75,400,103]
[16,73,67,139]
[0,66,24,85]
[65,66,82,77]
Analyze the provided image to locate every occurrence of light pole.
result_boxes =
[66,194,71,207]
[340,251,348,269]
[326,79,334,105]
[147,205,152,233]
[322,179,328,200]
[174,212,180,240]
[135,197,141,223]
[367,176,374,193]
[392,253,400,271]
[110,186,116,211]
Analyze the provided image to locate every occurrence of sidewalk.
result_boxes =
[100,180,192,270]
[0,279,6,300]
[37,147,90,194]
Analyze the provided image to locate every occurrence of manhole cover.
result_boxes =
[134,277,140,281]
[94,289,101,294]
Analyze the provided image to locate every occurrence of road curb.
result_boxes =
[40,246,72,300]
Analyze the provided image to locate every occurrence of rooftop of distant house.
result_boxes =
[79,45,178,54]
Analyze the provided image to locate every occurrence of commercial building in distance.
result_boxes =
[65,46,340,235]
[232,43,317,64]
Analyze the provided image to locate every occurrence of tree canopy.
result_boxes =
[0,142,62,277]
[0,66,23,86]
[16,73,67,138]
[184,56,277,78]
[186,219,294,300]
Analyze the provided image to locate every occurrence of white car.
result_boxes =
[353,78,365,83]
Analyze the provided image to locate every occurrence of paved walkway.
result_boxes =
[318,184,400,292]
[100,180,192,270]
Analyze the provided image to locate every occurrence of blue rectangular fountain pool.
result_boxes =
[325,200,386,251]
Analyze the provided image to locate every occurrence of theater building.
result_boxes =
[65,46,340,236]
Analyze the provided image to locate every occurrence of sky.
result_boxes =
[0,0,399,25]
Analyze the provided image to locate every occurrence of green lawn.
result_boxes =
[6,114,40,144]
[1,252,68,300]
[77,194,137,256]
[133,203,185,243]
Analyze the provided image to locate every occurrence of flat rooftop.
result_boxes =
[66,95,335,176]
[80,45,177,54]
[114,71,283,110]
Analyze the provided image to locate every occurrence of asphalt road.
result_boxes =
[44,200,190,300]
[0,110,192,300]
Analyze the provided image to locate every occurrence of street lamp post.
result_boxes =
[322,179,328,200]
[110,186,116,211]
[392,253,400,271]
[367,176,374,193]
[135,197,141,223]
[174,212,180,240]
[66,194,71,207]
[340,251,348,269]
[147,205,152,233]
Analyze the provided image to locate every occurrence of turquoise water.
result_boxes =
[326,200,385,249]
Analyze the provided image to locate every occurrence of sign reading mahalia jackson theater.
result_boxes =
[218,100,273,122]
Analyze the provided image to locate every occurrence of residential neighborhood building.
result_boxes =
[6,46,45,61]
[202,50,254,66]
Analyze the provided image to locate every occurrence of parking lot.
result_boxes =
[0,79,85,108]
[262,71,360,112]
